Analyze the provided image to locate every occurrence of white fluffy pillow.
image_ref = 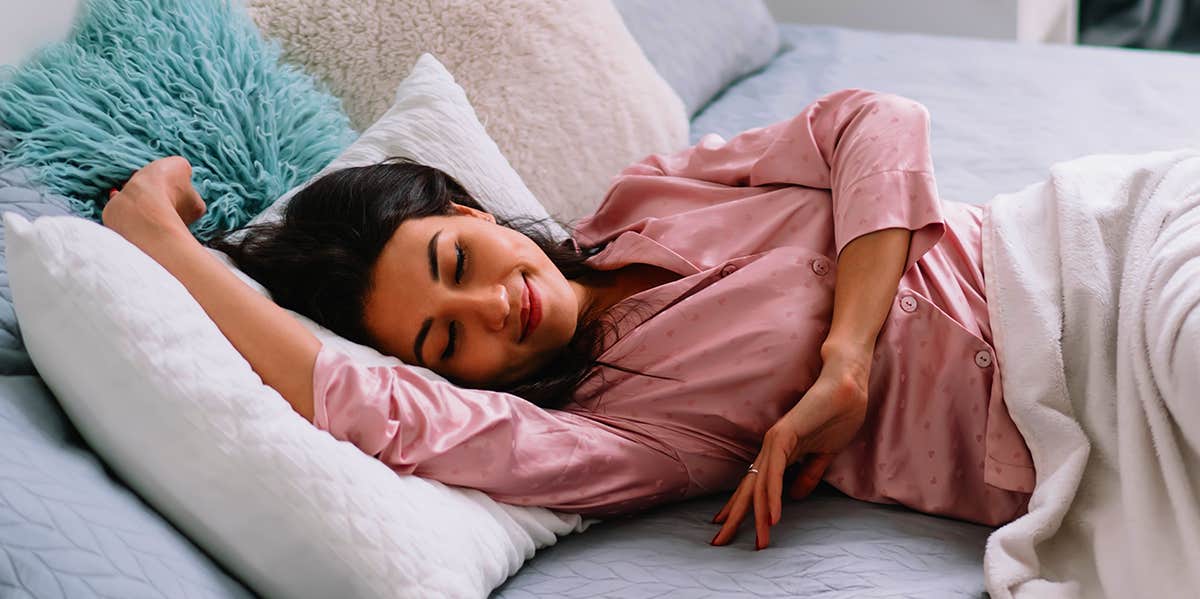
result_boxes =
[249,53,564,239]
[4,212,595,599]
[246,0,689,222]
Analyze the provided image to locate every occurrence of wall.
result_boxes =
[762,0,1019,39]
[0,0,83,67]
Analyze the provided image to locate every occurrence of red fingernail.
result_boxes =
[711,534,720,545]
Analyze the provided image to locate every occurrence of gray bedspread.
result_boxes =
[0,375,254,598]
[0,158,71,374]
[692,25,1200,208]
[493,487,991,598]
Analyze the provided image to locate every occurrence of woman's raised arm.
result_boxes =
[102,156,321,421]
[587,88,945,276]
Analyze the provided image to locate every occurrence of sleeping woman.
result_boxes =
[101,88,1035,551]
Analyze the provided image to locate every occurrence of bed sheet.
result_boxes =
[496,24,1200,598]
[492,486,991,598]
[692,25,1200,208]
[0,149,72,375]
[0,372,254,598]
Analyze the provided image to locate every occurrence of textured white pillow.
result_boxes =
[246,0,689,222]
[249,53,564,239]
[4,212,594,599]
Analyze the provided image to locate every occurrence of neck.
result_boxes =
[570,264,681,327]
[569,271,616,326]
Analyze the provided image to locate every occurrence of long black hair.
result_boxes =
[207,158,634,408]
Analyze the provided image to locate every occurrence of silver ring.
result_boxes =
[747,465,760,474]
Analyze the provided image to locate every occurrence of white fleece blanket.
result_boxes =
[981,149,1200,598]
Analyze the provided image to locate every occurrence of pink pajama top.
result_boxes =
[311,89,1036,527]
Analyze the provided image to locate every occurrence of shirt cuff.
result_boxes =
[311,342,343,432]
[835,169,946,274]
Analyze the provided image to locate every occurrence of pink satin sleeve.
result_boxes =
[310,344,689,516]
[619,88,946,274]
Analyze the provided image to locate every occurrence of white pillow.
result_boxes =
[246,0,689,222]
[249,53,566,239]
[4,212,595,599]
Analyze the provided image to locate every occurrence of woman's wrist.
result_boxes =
[111,213,193,259]
[141,224,201,261]
[819,338,873,392]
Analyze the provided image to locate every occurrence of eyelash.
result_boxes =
[454,242,466,285]
[442,321,457,360]
[443,242,466,361]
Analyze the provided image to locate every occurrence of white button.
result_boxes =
[975,350,993,368]
[698,133,727,149]
[811,259,830,276]
[720,264,737,277]
[899,295,918,313]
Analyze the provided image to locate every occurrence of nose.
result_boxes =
[451,283,509,333]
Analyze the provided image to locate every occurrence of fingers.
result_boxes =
[712,491,734,524]
[711,476,753,546]
[714,454,788,549]
[789,453,835,500]
[753,465,769,550]
[767,449,785,526]
[179,186,207,225]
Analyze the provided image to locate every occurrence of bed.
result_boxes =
[4,12,1200,599]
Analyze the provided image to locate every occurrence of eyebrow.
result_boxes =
[427,230,442,282]
[414,230,442,366]
[413,318,432,367]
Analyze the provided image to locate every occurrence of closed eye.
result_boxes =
[454,242,465,284]
[441,321,457,360]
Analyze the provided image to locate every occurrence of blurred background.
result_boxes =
[1080,0,1200,51]
[763,0,1200,52]
[6,1,1200,68]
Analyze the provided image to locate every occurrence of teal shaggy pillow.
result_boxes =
[0,0,355,240]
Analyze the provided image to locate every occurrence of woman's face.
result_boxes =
[363,204,587,387]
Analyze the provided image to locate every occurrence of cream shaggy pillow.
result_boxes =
[245,0,689,223]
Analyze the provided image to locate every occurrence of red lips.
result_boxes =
[519,276,530,342]
[519,274,542,342]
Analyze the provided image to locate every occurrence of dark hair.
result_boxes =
[207,158,633,408]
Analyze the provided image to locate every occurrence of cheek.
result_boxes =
[548,279,578,338]
[456,343,507,386]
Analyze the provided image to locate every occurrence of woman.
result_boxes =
[102,88,1035,551]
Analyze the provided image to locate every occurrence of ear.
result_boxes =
[449,202,496,223]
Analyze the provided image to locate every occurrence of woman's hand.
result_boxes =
[101,156,206,252]
[710,343,871,550]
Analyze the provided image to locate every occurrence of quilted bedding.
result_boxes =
[492,487,991,598]
[692,25,1200,207]
[0,373,254,598]
[0,160,70,375]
